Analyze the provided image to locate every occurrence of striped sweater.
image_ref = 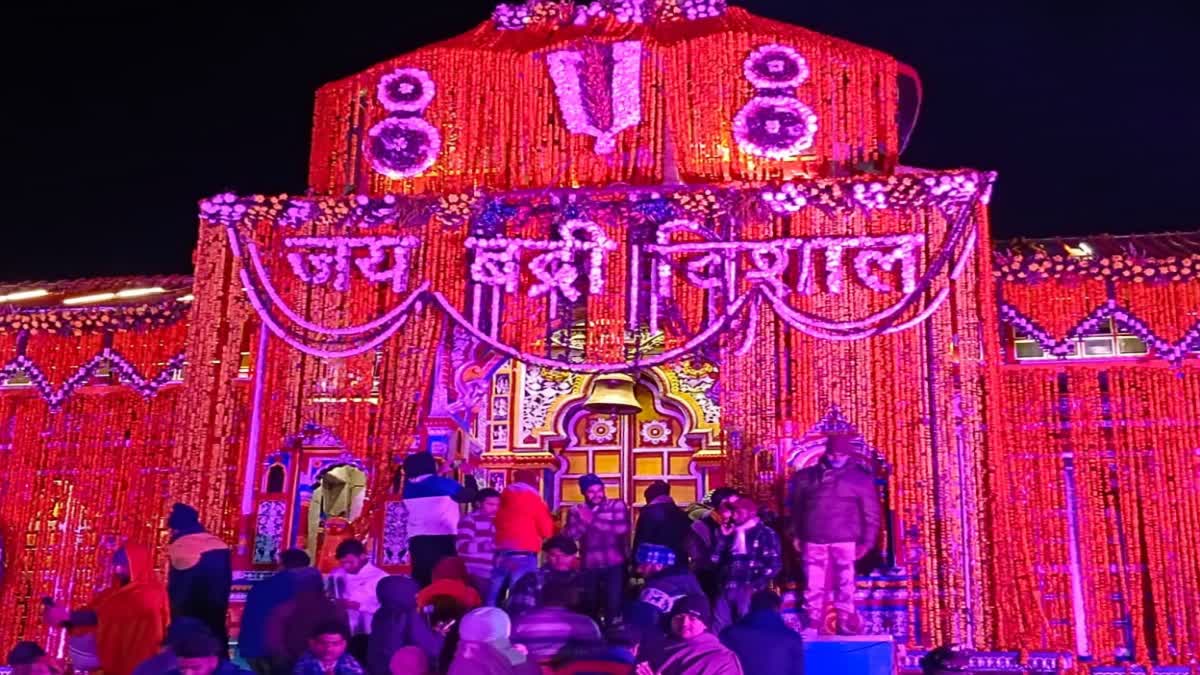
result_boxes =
[455,510,497,580]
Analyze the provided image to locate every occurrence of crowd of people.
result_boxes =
[6,442,969,675]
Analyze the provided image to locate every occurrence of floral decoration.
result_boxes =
[0,349,185,409]
[761,171,994,215]
[377,68,436,113]
[1000,299,1200,364]
[734,96,819,159]
[492,0,725,30]
[586,416,618,443]
[640,419,671,445]
[546,41,642,154]
[365,117,442,179]
[743,44,810,89]
[0,299,191,336]
[995,250,1200,284]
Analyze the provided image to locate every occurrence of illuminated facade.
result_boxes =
[1,3,1198,670]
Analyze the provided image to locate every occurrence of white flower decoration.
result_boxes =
[640,419,670,445]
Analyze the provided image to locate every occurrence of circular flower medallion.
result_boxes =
[743,44,809,89]
[733,96,818,159]
[377,67,436,113]
[365,117,441,179]
[587,416,617,444]
[640,419,671,445]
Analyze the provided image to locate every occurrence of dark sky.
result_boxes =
[5,1,1197,282]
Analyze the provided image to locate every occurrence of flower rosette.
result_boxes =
[366,117,442,179]
[640,419,671,445]
[587,416,618,443]
[734,96,818,158]
[743,44,809,89]
[377,68,436,113]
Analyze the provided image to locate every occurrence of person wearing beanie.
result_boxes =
[165,503,233,655]
[629,543,707,662]
[238,548,310,674]
[787,433,881,635]
[505,535,582,618]
[718,590,803,675]
[710,498,781,632]
[490,476,556,606]
[636,595,742,675]
[563,473,630,626]
[633,481,693,568]
[448,607,539,675]
[401,451,479,587]
[685,488,739,602]
[44,542,171,675]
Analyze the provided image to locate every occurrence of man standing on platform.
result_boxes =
[711,498,781,632]
[490,476,557,606]
[564,473,631,627]
[401,451,478,587]
[787,433,881,635]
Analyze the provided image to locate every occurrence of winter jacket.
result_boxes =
[719,610,805,675]
[368,576,443,675]
[713,521,782,589]
[634,497,693,564]
[788,460,881,547]
[238,568,297,659]
[646,633,743,675]
[495,484,556,553]
[404,475,471,538]
[167,532,232,651]
[564,499,630,569]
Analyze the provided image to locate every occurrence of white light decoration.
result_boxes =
[0,289,49,303]
[62,292,117,306]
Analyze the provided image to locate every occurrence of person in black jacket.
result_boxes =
[165,503,233,657]
[719,590,803,675]
[632,481,693,566]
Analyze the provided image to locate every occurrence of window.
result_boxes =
[1010,319,1151,362]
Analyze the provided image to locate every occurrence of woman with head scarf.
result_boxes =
[367,576,443,675]
[447,607,539,675]
[44,543,170,675]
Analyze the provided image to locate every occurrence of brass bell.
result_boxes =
[583,373,643,415]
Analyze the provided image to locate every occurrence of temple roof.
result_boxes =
[0,275,193,310]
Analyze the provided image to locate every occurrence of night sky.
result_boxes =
[5,1,1197,282]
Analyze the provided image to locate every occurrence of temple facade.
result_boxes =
[1,2,1199,670]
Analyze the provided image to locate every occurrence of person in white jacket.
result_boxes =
[326,539,389,663]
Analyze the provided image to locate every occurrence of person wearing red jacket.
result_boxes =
[488,478,556,606]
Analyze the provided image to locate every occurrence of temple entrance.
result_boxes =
[553,373,704,509]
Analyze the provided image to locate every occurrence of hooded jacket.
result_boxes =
[87,543,171,675]
[368,576,443,675]
[402,453,476,538]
